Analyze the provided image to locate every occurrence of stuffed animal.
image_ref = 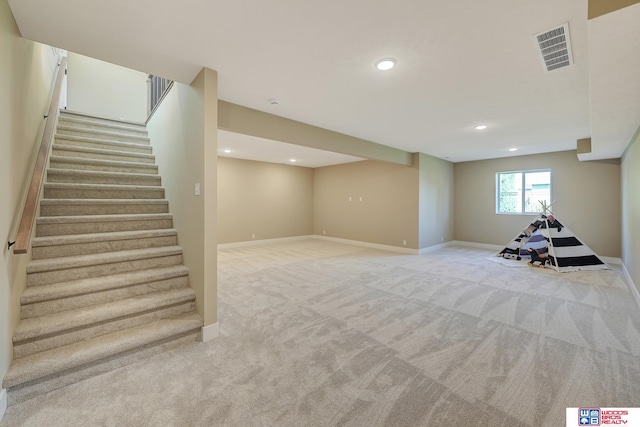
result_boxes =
[527,248,548,268]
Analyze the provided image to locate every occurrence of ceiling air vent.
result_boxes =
[534,22,573,72]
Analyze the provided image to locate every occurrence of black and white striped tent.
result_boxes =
[498,213,609,272]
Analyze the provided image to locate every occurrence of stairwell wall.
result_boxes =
[66,53,148,123]
[0,0,60,403]
[146,68,218,331]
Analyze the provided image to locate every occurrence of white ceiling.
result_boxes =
[8,0,640,164]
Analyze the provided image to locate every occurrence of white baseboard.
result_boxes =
[621,263,640,310]
[1,388,7,422]
[218,235,313,250]
[451,240,504,252]
[600,256,622,265]
[419,241,453,255]
[312,235,419,255]
[201,323,219,343]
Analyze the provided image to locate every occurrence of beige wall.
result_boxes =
[67,52,148,123]
[454,150,621,257]
[1,0,59,393]
[621,128,640,293]
[417,153,455,249]
[589,0,640,19]
[314,160,419,249]
[218,157,313,244]
[146,69,218,326]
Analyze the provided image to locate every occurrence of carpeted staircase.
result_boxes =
[2,111,203,404]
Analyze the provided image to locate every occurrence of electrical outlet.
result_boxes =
[403,240,407,246]
[323,230,326,235]
[251,233,256,239]
[359,196,363,202]
[441,236,444,242]
[348,196,352,202]
[194,183,200,196]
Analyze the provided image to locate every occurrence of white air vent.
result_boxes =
[534,23,574,72]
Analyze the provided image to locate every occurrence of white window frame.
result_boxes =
[496,169,551,214]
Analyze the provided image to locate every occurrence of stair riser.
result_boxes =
[40,202,169,217]
[59,114,146,132]
[54,136,152,154]
[57,128,150,145]
[36,218,173,237]
[27,253,183,286]
[21,275,190,319]
[57,121,148,138]
[47,171,161,187]
[52,147,155,164]
[50,158,157,174]
[15,301,195,358]
[7,329,201,405]
[43,186,165,200]
[32,235,178,259]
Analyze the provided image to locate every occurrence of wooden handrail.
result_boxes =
[10,57,67,254]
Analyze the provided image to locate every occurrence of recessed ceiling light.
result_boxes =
[223,149,231,153]
[375,58,396,71]
[269,98,280,106]
[475,125,488,130]
[509,148,518,152]
[289,158,296,163]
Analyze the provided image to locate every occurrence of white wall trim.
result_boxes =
[218,235,313,250]
[621,263,640,310]
[419,242,453,255]
[218,237,624,268]
[1,388,7,422]
[312,235,419,254]
[451,240,504,252]
[600,256,622,265]
[201,323,219,343]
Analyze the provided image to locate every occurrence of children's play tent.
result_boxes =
[498,212,610,272]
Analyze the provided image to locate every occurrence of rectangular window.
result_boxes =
[496,169,551,214]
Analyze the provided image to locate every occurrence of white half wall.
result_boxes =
[66,52,148,123]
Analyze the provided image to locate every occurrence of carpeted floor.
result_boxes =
[2,239,639,426]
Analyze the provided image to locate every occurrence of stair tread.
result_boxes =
[44,182,163,191]
[21,265,189,304]
[3,312,202,388]
[39,198,168,205]
[36,212,172,225]
[13,287,196,342]
[56,127,150,141]
[47,169,159,179]
[50,155,158,170]
[57,118,148,135]
[27,245,183,274]
[32,228,178,247]
[53,144,155,159]
[59,110,146,128]
[55,134,151,148]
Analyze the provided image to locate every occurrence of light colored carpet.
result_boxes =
[2,239,639,426]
